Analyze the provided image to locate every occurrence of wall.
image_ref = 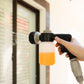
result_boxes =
[47,0,84,84]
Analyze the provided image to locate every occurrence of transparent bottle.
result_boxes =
[39,42,55,65]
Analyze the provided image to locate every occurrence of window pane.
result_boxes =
[17,4,36,84]
[0,0,12,84]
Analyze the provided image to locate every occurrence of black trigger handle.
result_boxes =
[54,34,76,59]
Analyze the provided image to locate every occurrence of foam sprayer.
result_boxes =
[29,30,83,84]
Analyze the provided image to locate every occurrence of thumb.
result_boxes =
[55,36,69,46]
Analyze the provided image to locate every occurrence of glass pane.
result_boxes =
[0,0,12,84]
[17,4,36,84]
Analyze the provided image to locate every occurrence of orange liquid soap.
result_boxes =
[39,52,55,65]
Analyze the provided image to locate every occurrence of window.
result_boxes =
[0,0,12,84]
[0,0,40,84]
[17,4,37,84]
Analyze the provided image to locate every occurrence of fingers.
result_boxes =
[56,43,63,55]
[55,43,59,47]
[56,43,69,58]
[55,36,68,47]
[58,46,63,55]
[55,37,69,58]
[65,54,69,58]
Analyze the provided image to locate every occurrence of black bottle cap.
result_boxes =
[29,32,35,44]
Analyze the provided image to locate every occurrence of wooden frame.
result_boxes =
[12,0,17,84]
[13,0,40,84]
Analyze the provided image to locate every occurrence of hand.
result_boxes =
[55,36,84,61]
[55,41,69,58]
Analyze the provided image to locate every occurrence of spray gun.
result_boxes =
[29,30,83,84]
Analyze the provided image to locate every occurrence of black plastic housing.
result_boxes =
[39,33,54,42]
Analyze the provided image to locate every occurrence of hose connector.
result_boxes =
[70,58,83,83]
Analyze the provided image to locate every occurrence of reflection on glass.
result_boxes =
[0,0,12,84]
[17,4,36,84]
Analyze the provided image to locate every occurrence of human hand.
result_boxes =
[55,37,70,58]
[55,36,84,61]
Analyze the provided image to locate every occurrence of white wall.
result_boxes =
[48,0,84,84]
